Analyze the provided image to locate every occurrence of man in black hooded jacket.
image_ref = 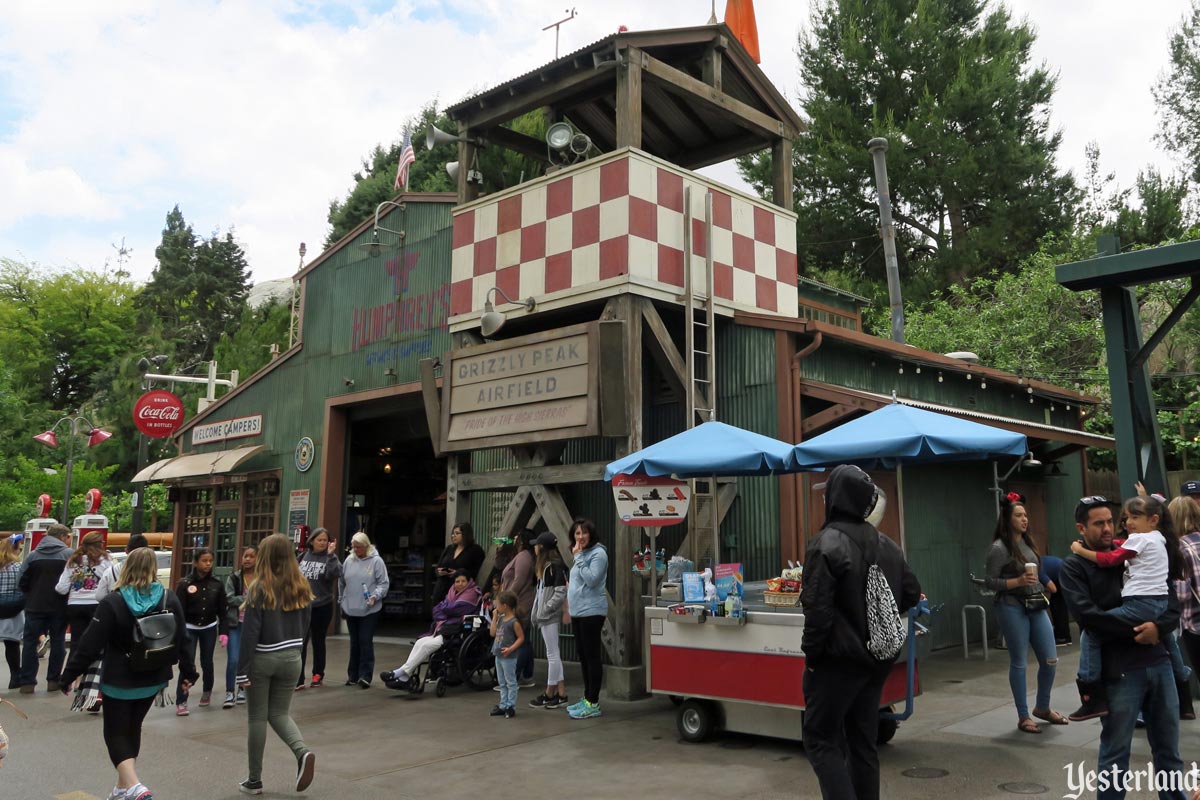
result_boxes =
[800,465,921,800]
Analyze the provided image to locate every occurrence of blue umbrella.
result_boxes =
[604,421,794,480]
[788,403,1027,470]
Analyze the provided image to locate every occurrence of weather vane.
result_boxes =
[543,8,577,59]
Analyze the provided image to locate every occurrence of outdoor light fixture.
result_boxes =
[358,200,407,255]
[545,121,592,165]
[1045,462,1066,478]
[32,415,111,520]
[480,286,537,337]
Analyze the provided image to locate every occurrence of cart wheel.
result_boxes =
[668,695,684,707]
[435,678,447,698]
[877,706,898,745]
[677,699,715,743]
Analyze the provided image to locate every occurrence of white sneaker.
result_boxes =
[223,692,235,709]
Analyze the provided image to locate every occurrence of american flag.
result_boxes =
[394,131,416,192]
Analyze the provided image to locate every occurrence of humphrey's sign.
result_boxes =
[439,322,624,452]
[192,414,264,446]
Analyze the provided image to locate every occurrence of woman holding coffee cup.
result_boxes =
[984,492,1067,734]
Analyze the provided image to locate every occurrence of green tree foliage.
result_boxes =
[212,299,292,380]
[738,0,1078,296]
[1153,1,1200,182]
[0,259,139,410]
[325,102,548,247]
[140,206,251,366]
[0,454,118,530]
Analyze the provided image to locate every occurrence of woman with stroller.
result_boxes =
[381,570,481,689]
[59,547,197,800]
[528,532,570,709]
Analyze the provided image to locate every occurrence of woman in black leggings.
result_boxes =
[60,548,197,800]
[565,518,609,719]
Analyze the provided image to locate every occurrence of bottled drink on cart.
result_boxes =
[724,591,736,618]
[732,593,743,618]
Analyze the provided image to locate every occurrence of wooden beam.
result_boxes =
[457,462,607,491]
[702,40,723,91]
[615,47,643,148]
[772,136,793,210]
[419,358,443,457]
[797,379,886,411]
[483,125,549,164]
[677,132,770,172]
[444,454,471,545]
[613,293,643,669]
[457,63,617,133]
[801,403,859,435]
[456,122,479,204]
[639,299,688,398]
[640,51,789,140]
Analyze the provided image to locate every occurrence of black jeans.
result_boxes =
[103,694,156,766]
[802,662,890,800]
[176,626,218,704]
[573,615,606,704]
[516,615,534,681]
[1048,590,1072,644]
[4,640,19,686]
[345,612,380,682]
[300,603,334,682]
[66,604,98,650]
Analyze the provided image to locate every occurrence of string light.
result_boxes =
[937,372,943,383]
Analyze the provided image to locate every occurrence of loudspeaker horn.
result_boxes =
[446,161,460,181]
[426,124,463,150]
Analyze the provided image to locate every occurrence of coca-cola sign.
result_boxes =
[133,390,185,438]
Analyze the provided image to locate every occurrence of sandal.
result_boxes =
[1017,717,1042,734]
[1032,708,1069,725]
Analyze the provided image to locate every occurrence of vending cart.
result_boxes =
[646,585,930,744]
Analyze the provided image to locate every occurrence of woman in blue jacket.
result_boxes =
[565,518,607,720]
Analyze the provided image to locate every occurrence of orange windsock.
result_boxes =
[725,0,760,63]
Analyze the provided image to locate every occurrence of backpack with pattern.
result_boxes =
[861,535,907,661]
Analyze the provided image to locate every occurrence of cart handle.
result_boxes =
[880,597,930,722]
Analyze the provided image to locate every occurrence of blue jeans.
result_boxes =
[19,611,66,687]
[994,602,1057,719]
[225,626,242,693]
[1099,660,1188,800]
[345,612,380,683]
[495,655,518,709]
[1078,597,1190,682]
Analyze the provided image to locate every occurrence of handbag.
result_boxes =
[0,592,24,620]
[1022,592,1050,612]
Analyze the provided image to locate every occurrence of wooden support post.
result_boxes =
[702,40,723,91]
[772,136,793,210]
[615,47,643,149]
[445,454,471,545]
[612,294,643,669]
[457,122,479,204]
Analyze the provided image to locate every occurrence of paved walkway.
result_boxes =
[2,636,1197,799]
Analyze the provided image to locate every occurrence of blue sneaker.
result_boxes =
[565,699,586,713]
[569,700,602,719]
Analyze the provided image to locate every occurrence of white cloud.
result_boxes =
[0,1,1190,282]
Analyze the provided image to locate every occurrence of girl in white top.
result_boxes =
[55,532,114,645]
[1070,495,1190,707]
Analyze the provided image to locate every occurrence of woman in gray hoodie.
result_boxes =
[296,528,341,689]
[338,532,388,688]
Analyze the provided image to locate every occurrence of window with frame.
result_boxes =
[242,479,278,549]
[181,488,214,576]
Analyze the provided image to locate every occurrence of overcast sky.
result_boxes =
[0,0,1191,284]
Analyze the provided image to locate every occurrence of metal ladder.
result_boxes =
[682,186,719,569]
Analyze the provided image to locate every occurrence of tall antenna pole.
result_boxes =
[709,0,718,24]
[543,8,577,58]
[868,137,906,344]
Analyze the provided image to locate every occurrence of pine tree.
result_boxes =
[1154,1,1200,182]
[739,0,1078,296]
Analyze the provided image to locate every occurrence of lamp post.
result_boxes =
[32,415,112,522]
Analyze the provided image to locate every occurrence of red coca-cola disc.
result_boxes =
[133,390,185,438]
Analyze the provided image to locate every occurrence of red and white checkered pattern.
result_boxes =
[450,150,798,319]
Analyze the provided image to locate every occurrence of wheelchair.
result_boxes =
[392,614,496,697]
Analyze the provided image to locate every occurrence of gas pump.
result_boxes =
[291,524,310,553]
[72,489,109,549]
[25,494,58,554]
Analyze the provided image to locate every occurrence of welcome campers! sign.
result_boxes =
[439,321,624,452]
[191,414,264,446]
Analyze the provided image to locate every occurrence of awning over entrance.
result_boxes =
[132,445,266,483]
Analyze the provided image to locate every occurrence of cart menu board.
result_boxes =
[611,474,690,527]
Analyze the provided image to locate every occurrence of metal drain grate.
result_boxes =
[999,782,1048,794]
[902,768,949,779]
